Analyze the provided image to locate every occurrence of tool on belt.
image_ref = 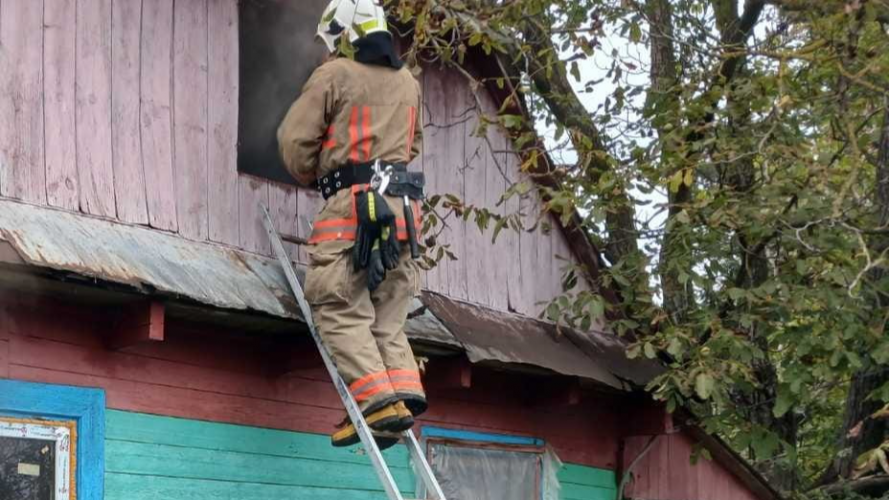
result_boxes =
[320,160,425,263]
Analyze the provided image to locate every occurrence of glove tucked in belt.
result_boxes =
[352,188,400,291]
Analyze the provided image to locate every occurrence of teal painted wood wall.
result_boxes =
[105,410,616,500]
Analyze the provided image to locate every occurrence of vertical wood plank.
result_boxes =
[172,0,209,240]
[535,215,555,311]
[0,339,8,378]
[444,70,468,301]
[518,186,539,316]
[44,0,79,209]
[482,99,510,311]
[462,103,490,307]
[207,0,239,246]
[0,0,46,204]
[76,0,116,216]
[422,65,447,294]
[140,0,177,231]
[295,187,321,264]
[238,175,270,254]
[269,182,297,259]
[502,146,522,313]
[111,0,149,224]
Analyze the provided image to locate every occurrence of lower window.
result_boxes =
[424,427,552,500]
[0,417,76,500]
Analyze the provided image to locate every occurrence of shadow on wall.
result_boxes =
[238,0,329,185]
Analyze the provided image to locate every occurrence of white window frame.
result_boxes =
[0,417,75,500]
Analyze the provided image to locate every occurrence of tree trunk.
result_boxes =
[819,101,889,488]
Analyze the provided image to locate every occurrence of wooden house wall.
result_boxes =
[0,0,580,317]
[623,433,760,500]
[0,295,622,471]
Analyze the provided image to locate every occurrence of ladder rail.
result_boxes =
[261,206,405,500]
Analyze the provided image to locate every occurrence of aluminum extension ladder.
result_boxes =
[260,206,447,500]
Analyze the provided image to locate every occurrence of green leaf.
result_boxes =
[629,22,642,43]
[643,342,656,359]
[695,372,715,400]
[773,392,794,418]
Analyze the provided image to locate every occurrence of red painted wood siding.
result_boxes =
[624,433,760,500]
[0,298,620,470]
[0,0,587,317]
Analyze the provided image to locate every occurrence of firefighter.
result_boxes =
[277,0,426,450]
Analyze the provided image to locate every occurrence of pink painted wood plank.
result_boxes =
[43,0,79,209]
[462,96,490,307]
[444,70,468,301]
[207,0,240,246]
[0,0,46,204]
[421,64,448,294]
[111,0,149,224]
[502,147,523,313]
[673,433,699,500]
[269,181,297,260]
[518,188,540,316]
[140,0,177,231]
[533,216,554,314]
[238,174,270,254]
[76,0,116,216]
[295,187,321,264]
[173,0,209,240]
[482,97,510,311]
[623,436,651,498]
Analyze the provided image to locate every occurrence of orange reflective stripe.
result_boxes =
[406,106,417,159]
[349,371,390,394]
[354,382,395,402]
[361,106,372,161]
[349,106,360,162]
[349,371,395,402]
[322,125,336,149]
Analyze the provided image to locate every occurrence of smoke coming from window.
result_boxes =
[238,0,329,185]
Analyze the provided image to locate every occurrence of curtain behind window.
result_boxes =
[429,443,541,500]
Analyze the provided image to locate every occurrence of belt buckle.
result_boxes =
[369,160,393,195]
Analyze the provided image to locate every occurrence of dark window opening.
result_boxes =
[237,0,330,185]
[0,436,56,500]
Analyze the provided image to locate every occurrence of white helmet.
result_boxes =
[317,0,390,53]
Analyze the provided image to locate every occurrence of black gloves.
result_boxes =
[353,189,401,290]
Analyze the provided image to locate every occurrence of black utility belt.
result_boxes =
[318,162,426,201]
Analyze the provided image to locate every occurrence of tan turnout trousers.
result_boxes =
[278,56,427,415]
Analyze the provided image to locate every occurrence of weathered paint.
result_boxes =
[0,298,623,469]
[76,0,116,217]
[0,379,105,500]
[172,0,210,241]
[0,0,587,319]
[105,410,414,500]
[207,0,241,247]
[105,410,616,500]
[111,0,149,224]
[44,0,79,210]
[624,432,760,500]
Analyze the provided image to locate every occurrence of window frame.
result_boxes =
[0,379,105,500]
[0,416,77,499]
[420,426,547,500]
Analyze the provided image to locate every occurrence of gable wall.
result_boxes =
[0,0,582,317]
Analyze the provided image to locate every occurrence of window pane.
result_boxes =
[430,443,540,500]
[0,436,56,500]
